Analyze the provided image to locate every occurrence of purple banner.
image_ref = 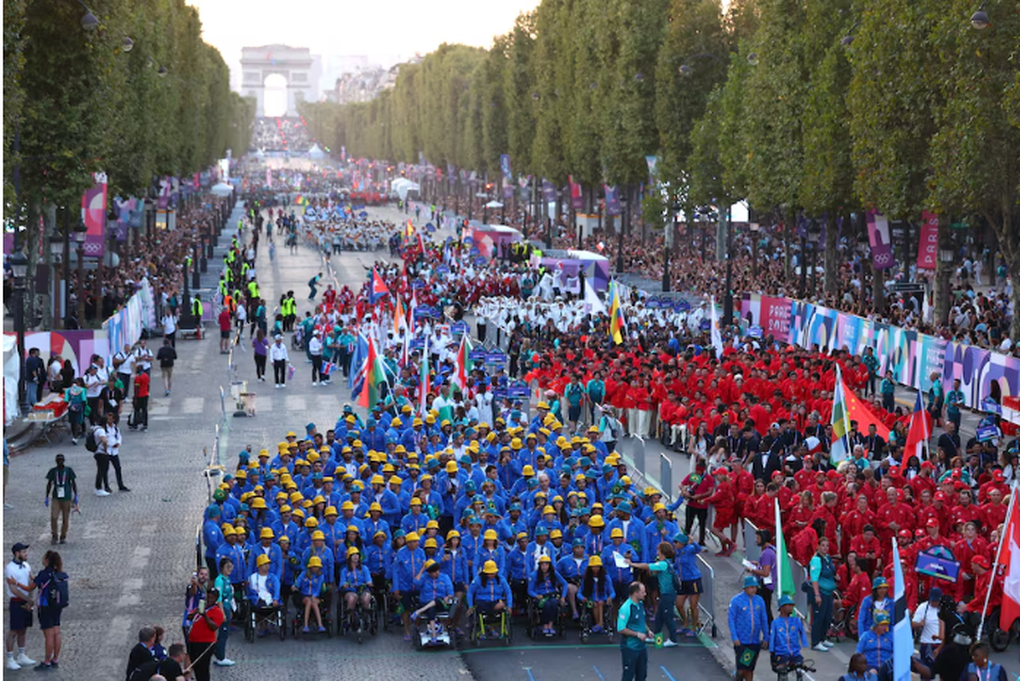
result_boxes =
[866,210,895,270]
[604,185,621,216]
[542,178,556,203]
[81,175,107,259]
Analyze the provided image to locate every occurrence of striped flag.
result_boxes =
[394,295,407,336]
[830,364,852,464]
[892,538,911,681]
[902,391,931,461]
[368,267,390,305]
[774,498,795,598]
[609,281,625,345]
[710,295,724,357]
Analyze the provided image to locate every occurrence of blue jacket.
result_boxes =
[556,554,589,581]
[441,547,471,586]
[280,548,300,586]
[528,568,568,598]
[339,565,372,592]
[601,542,636,584]
[579,575,615,601]
[506,547,529,581]
[467,574,513,609]
[474,545,506,576]
[295,569,325,598]
[855,629,893,670]
[246,571,281,603]
[247,543,283,579]
[364,544,392,579]
[768,616,807,657]
[203,517,224,559]
[416,571,454,603]
[301,546,335,584]
[400,511,429,536]
[727,592,769,645]
[676,543,704,581]
[857,595,893,636]
[393,546,426,593]
[215,542,249,583]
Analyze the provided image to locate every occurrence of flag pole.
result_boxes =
[977,480,1018,640]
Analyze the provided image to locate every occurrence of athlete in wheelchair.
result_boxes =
[769,596,815,681]
[338,547,378,640]
[577,556,616,641]
[244,554,285,640]
[409,560,457,647]
[527,555,569,637]
[292,556,332,636]
[466,560,513,645]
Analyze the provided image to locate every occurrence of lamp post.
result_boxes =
[9,249,29,412]
[663,204,677,293]
[749,220,760,279]
[616,195,626,274]
[938,245,955,324]
[807,219,822,293]
[192,242,201,290]
[73,220,88,327]
[723,206,733,327]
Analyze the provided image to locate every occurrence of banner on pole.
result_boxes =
[917,211,939,270]
[866,210,895,270]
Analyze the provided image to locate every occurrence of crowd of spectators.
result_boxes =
[249,117,314,153]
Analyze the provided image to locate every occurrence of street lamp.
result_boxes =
[9,249,29,412]
[807,219,822,292]
[749,219,760,278]
[663,205,677,293]
[970,2,990,29]
[121,36,134,52]
[78,0,99,30]
[73,219,88,326]
[617,193,628,274]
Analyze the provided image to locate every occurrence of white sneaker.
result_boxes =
[821,641,834,649]
[6,658,20,670]
[214,658,236,666]
[15,653,35,666]
[662,639,677,648]
[95,489,110,497]
[275,384,281,389]
[812,643,828,652]
[312,381,318,386]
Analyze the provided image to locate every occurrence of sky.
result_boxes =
[187,0,541,95]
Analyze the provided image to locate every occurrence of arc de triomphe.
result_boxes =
[241,45,314,116]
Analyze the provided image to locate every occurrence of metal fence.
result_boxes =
[696,554,719,638]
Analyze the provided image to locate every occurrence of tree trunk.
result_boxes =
[824,213,839,297]
[40,202,56,331]
[872,264,884,313]
[783,207,794,282]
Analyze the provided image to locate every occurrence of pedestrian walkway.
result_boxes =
[0,203,470,680]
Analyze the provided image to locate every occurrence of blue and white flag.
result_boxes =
[892,537,912,681]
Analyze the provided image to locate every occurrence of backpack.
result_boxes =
[41,572,69,609]
[84,427,99,453]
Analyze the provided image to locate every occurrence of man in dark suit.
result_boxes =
[752,444,784,482]
[125,626,157,681]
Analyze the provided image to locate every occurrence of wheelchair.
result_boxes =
[771,654,816,681]
[412,596,459,649]
[578,598,615,644]
[525,594,567,639]
[829,593,858,642]
[289,586,334,639]
[338,586,379,644]
[468,602,513,647]
[243,598,286,642]
[371,576,392,632]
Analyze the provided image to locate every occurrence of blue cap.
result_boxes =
[572,538,585,547]
[509,503,522,512]
[580,457,592,467]
[472,494,485,504]
[778,595,795,608]
[465,480,477,492]
[206,504,221,519]
[673,532,689,544]
[367,418,376,427]
[617,502,632,514]
[535,527,549,536]
[872,576,888,590]
[743,575,759,589]
[602,464,613,474]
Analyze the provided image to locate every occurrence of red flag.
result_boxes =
[999,488,1020,631]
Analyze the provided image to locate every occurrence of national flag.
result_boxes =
[354,337,387,409]
[609,282,625,345]
[347,334,369,390]
[892,537,912,681]
[453,334,474,391]
[902,391,932,461]
[368,268,390,305]
[582,277,606,315]
[419,335,431,415]
[417,230,426,254]
[830,364,852,463]
[321,360,336,377]
[843,384,892,440]
[774,498,795,598]
[710,295,724,358]
[998,485,1020,632]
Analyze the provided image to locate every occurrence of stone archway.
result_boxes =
[240,45,315,116]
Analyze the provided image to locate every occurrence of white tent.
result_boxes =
[484,200,503,209]
[308,143,326,160]
[3,334,19,424]
[210,182,235,197]
[389,178,421,201]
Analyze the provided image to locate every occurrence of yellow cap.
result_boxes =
[483,560,499,574]
[484,529,498,541]
[589,516,605,527]
[325,506,338,516]
[311,530,325,541]
[425,538,437,548]
[369,502,382,513]
[304,517,318,528]
[222,525,236,536]
[426,520,439,529]
[307,556,322,568]
[256,554,271,567]
[447,530,461,540]
[610,528,624,538]
[341,501,354,511]
[406,532,420,542]
[542,505,555,515]
[260,528,275,539]
[251,497,268,510]
[588,556,602,568]
[550,529,563,539]
[346,546,360,557]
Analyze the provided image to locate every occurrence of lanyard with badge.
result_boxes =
[54,469,69,500]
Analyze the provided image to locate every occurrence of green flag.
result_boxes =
[774,498,796,598]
